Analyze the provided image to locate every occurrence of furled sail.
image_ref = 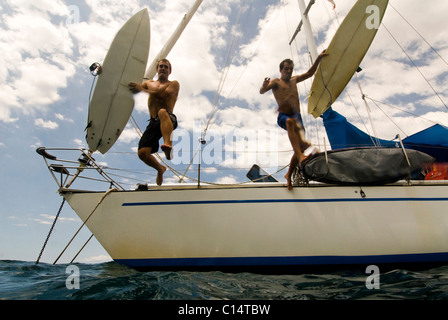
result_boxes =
[303,147,435,185]
[322,107,448,163]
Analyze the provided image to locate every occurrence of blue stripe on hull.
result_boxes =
[122,197,448,207]
[116,252,448,269]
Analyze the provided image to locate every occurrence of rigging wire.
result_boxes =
[221,1,284,108]
[176,0,291,184]
[121,105,289,185]
[219,4,266,100]
[382,22,448,111]
[173,1,249,184]
[111,2,305,186]
[203,0,247,138]
[364,96,440,126]
[355,75,381,146]
[389,3,448,67]
[368,98,408,137]
[322,3,447,145]
[92,1,448,187]
[129,114,143,137]
[85,2,448,188]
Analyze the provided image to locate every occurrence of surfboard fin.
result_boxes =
[85,120,92,132]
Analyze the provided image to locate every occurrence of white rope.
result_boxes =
[53,188,117,264]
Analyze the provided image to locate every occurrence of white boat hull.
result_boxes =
[62,182,448,272]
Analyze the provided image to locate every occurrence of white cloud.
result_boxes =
[34,118,58,129]
[7,213,76,227]
[1,0,447,156]
[55,113,73,122]
[0,0,76,122]
[36,213,76,224]
[146,0,448,162]
[73,138,85,148]
[80,254,112,263]
[214,174,239,185]
[118,127,140,144]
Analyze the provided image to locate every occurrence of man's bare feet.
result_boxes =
[304,145,319,157]
[161,144,173,160]
[298,154,310,167]
[299,146,320,166]
[285,173,293,191]
[156,166,167,186]
[300,142,311,151]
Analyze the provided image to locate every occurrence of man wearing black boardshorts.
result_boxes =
[129,59,180,186]
[138,111,178,154]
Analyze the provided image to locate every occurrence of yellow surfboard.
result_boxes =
[86,9,150,154]
[308,0,389,118]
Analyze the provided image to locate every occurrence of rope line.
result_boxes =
[70,234,94,264]
[36,198,66,264]
[53,188,116,265]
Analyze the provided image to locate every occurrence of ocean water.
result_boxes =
[1,260,448,301]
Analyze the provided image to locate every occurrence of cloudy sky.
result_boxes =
[1,0,447,263]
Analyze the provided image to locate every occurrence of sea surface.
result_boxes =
[1,260,448,301]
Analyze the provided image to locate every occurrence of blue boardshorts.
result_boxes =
[277,112,305,132]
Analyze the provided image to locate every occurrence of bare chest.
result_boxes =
[273,81,298,100]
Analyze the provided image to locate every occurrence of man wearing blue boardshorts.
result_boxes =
[260,50,327,190]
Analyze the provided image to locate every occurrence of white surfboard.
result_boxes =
[308,0,389,118]
[86,9,150,154]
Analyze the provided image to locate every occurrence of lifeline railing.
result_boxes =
[36,147,125,192]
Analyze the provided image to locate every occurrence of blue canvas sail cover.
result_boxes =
[321,107,397,149]
[321,107,448,162]
[402,123,448,163]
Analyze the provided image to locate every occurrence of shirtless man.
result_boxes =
[260,50,327,190]
[129,59,180,186]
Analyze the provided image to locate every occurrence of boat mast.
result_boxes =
[295,0,319,62]
[144,0,203,79]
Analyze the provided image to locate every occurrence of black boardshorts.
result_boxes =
[138,112,178,153]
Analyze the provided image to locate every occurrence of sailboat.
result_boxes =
[36,0,448,272]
